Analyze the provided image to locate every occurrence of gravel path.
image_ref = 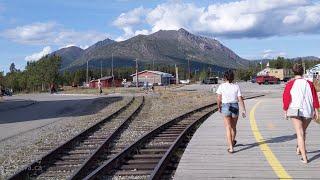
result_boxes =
[0,97,131,179]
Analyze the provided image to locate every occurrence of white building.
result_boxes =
[305,64,320,81]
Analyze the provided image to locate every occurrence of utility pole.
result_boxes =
[100,60,102,78]
[175,64,179,85]
[112,53,114,88]
[152,59,155,71]
[86,61,89,85]
[135,58,138,88]
[188,59,191,80]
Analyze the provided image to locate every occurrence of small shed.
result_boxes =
[131,70,174,85]
[89,76,122,88]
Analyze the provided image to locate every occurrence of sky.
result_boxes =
[0,0,320,73]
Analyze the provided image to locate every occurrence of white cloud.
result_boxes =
[113,6,151,41]
[113,6,147,28]
[1,22,107,47]
[116,27,151,41]
[262,49,287,59]
[114,0,320,40]
[80,45,89,49]
[25,46,52,62]
[59,44,77,49]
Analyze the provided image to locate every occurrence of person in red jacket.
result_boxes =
[283,63,319,163]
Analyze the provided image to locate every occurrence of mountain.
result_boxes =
[59,29,249,71]
[84,38,115,52]
[50,46,84,68]
[251,56,320,65]
[292,56,320,61]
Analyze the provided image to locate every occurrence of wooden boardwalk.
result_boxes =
[174,96,320,179]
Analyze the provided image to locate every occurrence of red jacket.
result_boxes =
[283,79,319,111]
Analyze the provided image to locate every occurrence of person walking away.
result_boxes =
[283,63,319,163]
[98,79,103,95]
[216,70,246,153]
[0,85,3,101]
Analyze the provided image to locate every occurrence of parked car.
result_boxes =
[251,76,256,83]
[256,75,278,85]
[1,88,13,96]
[131,82,144,87]
[202,77,218,84]
[180,79,190,84]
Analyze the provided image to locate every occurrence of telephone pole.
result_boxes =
[100,60,102,78]
[152,59,155,71]
[175,64,179,85]
[86,61,89,85]
[188,59,191,80]
[135,58,139,88]
[112,53,114,87]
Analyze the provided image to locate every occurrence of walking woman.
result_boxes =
[216,70,246,153]
[283,63,319,163]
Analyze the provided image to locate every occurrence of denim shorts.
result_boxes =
[221,103,239,117]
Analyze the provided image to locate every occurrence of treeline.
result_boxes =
[3,55,319,93]
[1,57,221,93]
[2,55,62,92]
[235,57,320,81]
[268,57,320,70]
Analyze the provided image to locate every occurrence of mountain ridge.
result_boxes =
[53,28,249,71]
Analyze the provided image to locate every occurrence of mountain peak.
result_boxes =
[85,38,115,51]
[178,28,189,33]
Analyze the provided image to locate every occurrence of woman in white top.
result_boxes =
[216,70,246,153]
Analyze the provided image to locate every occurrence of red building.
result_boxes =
[89,76,122,88]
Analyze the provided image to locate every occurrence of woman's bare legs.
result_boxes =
[296,118,312,155]
[224,116,234,152]
[292,118,310,163]
[231,116,239,144]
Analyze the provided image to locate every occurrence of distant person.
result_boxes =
[50,84,57,94]
[0,85,3,101]
[98,79,103,95]
[283,63,319,163]
[216,70,246,153]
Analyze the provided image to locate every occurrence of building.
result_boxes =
[305,64,320,81]
[131,70,174,85]
[89,76,122,88]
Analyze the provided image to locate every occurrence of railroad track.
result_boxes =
[82,95,264,180]
[83,102,216,180]
[9,96,144,180]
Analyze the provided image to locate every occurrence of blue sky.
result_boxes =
[0,0,320,73]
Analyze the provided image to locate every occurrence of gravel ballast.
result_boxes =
[0,96,131,179]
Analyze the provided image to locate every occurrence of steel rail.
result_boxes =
[83,103,215,180]
[84,94,264,180]
[9,96,136,180]
[69,97,145,179]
